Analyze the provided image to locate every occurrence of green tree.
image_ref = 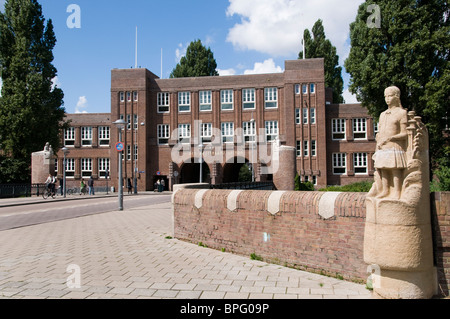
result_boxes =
[170,39,219,78]
[344,0,449,171]
[299,19,344,103]
[238,164,252,182]
[0,0,67,183]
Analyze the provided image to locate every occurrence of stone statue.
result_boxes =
[364,86,436,299]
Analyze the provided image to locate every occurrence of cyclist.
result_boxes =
[45,174,56,196]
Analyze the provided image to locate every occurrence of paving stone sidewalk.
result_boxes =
[0,200,373,299]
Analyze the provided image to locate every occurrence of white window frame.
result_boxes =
[81,127,92,146]
[303,108,309,124]
[178,124,191,144]
[295,84,301,95]
[120,92,125,102]
[81,158,92,177]
[126,145,132,161]
[296,141,301,157]
[178,92,191,112]
[98,158,110,178]
[199,90,212,112]
[201,123,213,143]
[354,153,368,174]
[134,144,138,161]
[333,153,347,175]
[332,118,346,140]
[303,140,309,157]
[65,158,75,178]
[221,122,234,143]
[157,124,170,145]
[221,90,233,110]
[157,92,170,113]
[133,91,138,102]
[311,140,316,157]
[127,91,132,102]
[353,118,367,140]
[243,121,256,143]
[264,87,278,108]
[64,127,75,146]
[126,114,132,130]
[302,84,308,95]
[310,108,316,124]
[310,83,315,94]
[98,126,110,146]
[295,109,300,124]
[265,121,278,142]
[242,88,255,109]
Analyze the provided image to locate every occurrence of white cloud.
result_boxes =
[226,0,361,64]
[75,96,88,113]
[175,43,187,63]
[51,76,61,91]
[218,68,237,76]
[243,59,283,75]
[343,88,359,104]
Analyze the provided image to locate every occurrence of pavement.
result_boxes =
[0,193,373,300]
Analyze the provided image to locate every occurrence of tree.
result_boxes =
[170,39,219,78]
[298,19,344,103]
[344,0,449,171]
[0,0,67,183]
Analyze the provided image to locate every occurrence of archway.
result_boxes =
[222,157,252,183]
[180,160,211,184]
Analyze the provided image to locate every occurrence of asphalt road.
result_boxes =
[0,194,171,232]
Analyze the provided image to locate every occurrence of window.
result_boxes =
[295,84,301,95]
[199,91,212,111]
[157,92,170,113]
[374,121,379,137]
[310,83,315,94]
[134,144,138,161]
[221,90,233,110]
[333,153,347,175]
[81,127,92,146]
[133,91,138,102]
[353,118,367,139]
[178,124,191,143]
[157,124,170,145]
[243,121,256,142]
[264,88,277,108]
[296,141,301,157]
[311,140,316,157]
[99,126,110,146]
[127,92,132,102]
[302,84,308,95]
[133,114,138,130]
[126,114,131,130]
[178,92,190,112]
[295,109,300,124]
[354,153,368,174]
[81,158,92,177]
[221,122,234,143]
[310,108,316,124]
[312,175,317,185]
[201,123,213,143]
[303,108,308,124]
[265,121,278,142]
[332,119,346,140]
[242,88,255,109]
[126,145,132,161]
[64,127,75,146]
[303,141,309,157]
[99,158,110,178]
[120,92,125,102]
[65,158,75,177]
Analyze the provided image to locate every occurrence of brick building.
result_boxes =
[55,58,377,191]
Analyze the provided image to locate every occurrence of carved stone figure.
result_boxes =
[364,87,436,299]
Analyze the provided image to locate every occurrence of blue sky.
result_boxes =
[0,0,362,114]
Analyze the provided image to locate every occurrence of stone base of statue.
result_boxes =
[364,108,437,299]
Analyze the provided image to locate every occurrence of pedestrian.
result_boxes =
[156,179,161,192]
[127,178,133,194]
[80,178,86,195]
[161,179,165,192]
[88,176,95,195]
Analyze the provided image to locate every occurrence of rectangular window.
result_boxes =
[178,124,191,144]
[221,122,234,143]
[354,153,368,174]
[134,144,138,161]
[98,158,110,178]
[178,92,191,112]
[302,84,308,95]
[333,153,347,175]
[353,118,367,139]
[310,108,316,124]
[120,92,125,102]
[242,88,255,109]
[310,83,315,94]
[265,121,278,142]
[201,123,213,143]
[81,158,92,177]
[158,124,170,145]
[221,90,233,110]
[64,127,75,146]
[126,145,131,161]
[199,91,212,111]
[65,158,75,177]
[332,118,346,140]
[157,92,170,113]
[133,114,138,130]
[311,140,316,157]
[295,84,301,95]
[81,127,92,146]
[374,121,379,137]
[303,140,309,157]
[295,108,300,124]
[296,141,301,157]
[133,91,138,102]
[126,114,131,130]
[98,126,110,146]
[303,108,308,124]
[127,91,132,102]
[264,87,277,108]
[243,121,256,142]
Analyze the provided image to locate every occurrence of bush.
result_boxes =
[319,181,374,192]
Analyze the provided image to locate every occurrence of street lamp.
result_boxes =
[250,117,255,182]
[62,147,69,198]
[113,119,126,211]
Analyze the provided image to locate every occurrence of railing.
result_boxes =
[0,184,47,198]
[210,181,274,190]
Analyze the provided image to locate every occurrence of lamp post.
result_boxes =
[113,119,126,211]
[250,117,255,182]
[62,147,69,198]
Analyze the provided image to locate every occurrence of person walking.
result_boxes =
[80,179,86,195]
[127,178,133,194]
[88,176,95,195]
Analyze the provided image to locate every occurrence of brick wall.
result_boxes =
[173,189,450,295]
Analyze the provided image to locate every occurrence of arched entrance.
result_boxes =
[222,157,252,183]
[180,160,211,184]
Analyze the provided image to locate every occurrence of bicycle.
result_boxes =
[42,186,56,199]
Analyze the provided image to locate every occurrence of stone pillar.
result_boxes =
[31,143,55,184]
[364,87,436,299]
[273,145,296,191]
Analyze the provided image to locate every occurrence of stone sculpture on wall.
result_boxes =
[364,86,436,299]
